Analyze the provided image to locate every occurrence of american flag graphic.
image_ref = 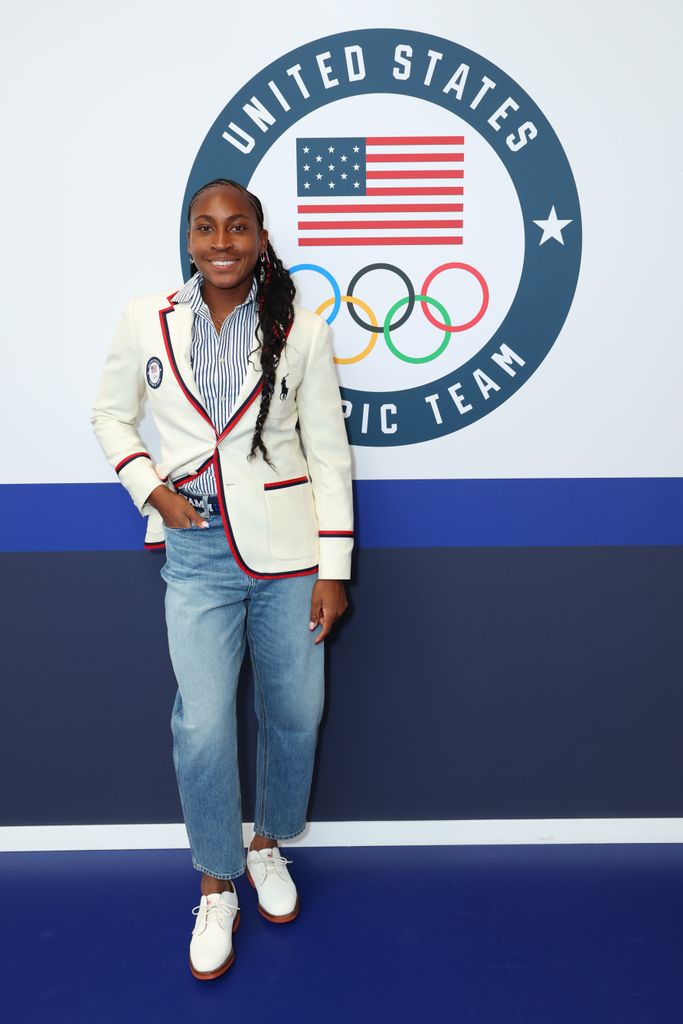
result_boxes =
[296,135,464,247]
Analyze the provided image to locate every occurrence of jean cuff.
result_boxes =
[192,858,246,881]
[252,822,307,842]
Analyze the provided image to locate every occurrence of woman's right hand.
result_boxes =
[147,485,209,529]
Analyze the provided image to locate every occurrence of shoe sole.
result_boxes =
[245,868,300,923]
[189,909,240,981]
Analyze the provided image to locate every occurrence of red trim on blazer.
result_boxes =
[144,541,166,551]
[172,454,216,488]
[213,452,318,580]
[319,530,354,537]
[115,451,151,474]
[215,378,264,444]
[264,475,309,491]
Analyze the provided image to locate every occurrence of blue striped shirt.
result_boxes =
[172,272,258,495]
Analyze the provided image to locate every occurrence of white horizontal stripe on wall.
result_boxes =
[1,819,682,852]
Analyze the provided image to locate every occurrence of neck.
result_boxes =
[200,275,254,319]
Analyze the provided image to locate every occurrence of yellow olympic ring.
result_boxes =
[316,295,379,365]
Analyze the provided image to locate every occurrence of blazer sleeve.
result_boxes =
[296,314,354,580]
[90,299,166,515]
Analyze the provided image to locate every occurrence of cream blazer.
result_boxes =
[91,289,354,580]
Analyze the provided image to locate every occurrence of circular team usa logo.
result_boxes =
[181,28,581,447]
[146,356,163,389]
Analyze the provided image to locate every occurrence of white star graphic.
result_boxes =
[315,155,322,162]
[533,206,573,245]
[302,146,310,153]
[353,163,360,171]
[328,145,335,153]
[341,172,347,180]
[353,145,359,152]
[340,154,347,162]
[316,173,322,180]
[353,182,360,189]
[303,164,310,171]
[303,182,310,189]
[328,182,335,189]
[328,164,335,171]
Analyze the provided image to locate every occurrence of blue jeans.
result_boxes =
[160,513,324,879]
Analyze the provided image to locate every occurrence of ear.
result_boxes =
[260,228,269,252]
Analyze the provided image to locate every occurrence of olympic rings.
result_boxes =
[289,261,490,364]
[384,295,452,364]
[421,262,489,332]
[316,295,380,364]
[289,263,341,323]
[346,263,415,334]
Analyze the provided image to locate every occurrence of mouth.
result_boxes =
[207,258,238,268]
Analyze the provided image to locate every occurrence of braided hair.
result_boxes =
[187,178,296,470]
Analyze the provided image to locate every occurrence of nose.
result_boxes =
[212,228,234,250]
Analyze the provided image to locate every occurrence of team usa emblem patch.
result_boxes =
[146,357,163,389]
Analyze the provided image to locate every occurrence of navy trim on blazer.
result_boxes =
[216,377,264,444]
[115,451,151,475]
[158,293,215,431]
[264,475,309,491]
[172,455,216,489]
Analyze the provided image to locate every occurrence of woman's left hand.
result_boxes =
[309,580,348,644]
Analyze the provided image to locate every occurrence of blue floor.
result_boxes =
[1,845,681,1023]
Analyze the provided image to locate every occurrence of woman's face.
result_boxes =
[187,184,268,296]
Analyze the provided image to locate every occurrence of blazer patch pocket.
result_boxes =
[264,477,318,559]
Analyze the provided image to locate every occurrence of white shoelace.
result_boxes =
[255,852,293,881]
[191,895,239,933]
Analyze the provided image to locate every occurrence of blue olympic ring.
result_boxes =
[288,263,341,324]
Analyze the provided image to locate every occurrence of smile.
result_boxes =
[209,259,238,267]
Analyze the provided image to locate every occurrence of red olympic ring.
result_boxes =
[420,262,489,332]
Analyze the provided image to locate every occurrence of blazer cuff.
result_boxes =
[317,535,353,580]
[116,453,167,513]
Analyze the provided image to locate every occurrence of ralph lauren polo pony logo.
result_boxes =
[280,376,289,401]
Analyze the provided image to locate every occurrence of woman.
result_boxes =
[91,179,354,980]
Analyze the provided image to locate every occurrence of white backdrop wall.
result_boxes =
[2,0,681,485]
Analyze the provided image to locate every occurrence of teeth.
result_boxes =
[211,260,236,266]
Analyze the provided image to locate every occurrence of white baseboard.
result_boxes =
[1,818,682,852]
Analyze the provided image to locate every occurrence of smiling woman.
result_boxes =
[90,177,354,982]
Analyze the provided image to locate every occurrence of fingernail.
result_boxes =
[200,521,209,529]
[309,622,316,630]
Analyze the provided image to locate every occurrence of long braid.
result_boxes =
[249,241,295,468]
[186,178,296,470]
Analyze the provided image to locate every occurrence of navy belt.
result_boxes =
[176,489,221,515]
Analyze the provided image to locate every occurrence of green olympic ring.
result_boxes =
[383,294,452,364]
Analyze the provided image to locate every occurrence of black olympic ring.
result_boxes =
[346,263,416,334]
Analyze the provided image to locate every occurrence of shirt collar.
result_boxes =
[172,272,258,314]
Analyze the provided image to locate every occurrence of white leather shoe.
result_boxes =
[246,847,300,923]
[189,889,240,980]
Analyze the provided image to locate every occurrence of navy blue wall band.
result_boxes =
[2,545,682,825]
[0,478,681,551]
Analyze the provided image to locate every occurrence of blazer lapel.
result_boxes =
[159,296,214,430]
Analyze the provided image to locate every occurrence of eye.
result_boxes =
[232,224,247,232]
[196,225,212,232]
